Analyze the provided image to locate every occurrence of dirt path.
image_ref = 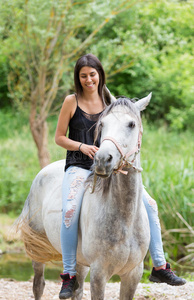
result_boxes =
[0,279,193,299]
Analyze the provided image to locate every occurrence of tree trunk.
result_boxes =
[30,109,50,169]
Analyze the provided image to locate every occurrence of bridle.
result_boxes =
[90,119,143,193]
[101,128,143,175]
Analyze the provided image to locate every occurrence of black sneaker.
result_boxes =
[149,263,186,286]
[59,273,79,299]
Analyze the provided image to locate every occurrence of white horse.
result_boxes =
[17,93,151,300]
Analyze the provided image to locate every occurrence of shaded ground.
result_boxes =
[0,279,194,300]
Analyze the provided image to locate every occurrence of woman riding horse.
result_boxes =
[55,53,186,299]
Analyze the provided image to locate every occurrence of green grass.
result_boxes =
[142,122,193,227]
[140,122,194,270]
[141,123,193,247]
[0,109,193,271]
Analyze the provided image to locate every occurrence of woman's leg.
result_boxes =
[61,166,91,276]
[142,188,166,267]
[143,188,186,286]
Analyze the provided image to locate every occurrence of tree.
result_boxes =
[95,0,194,128]
[1,0,144,168]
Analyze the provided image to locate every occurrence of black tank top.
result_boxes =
[65,100,103,171]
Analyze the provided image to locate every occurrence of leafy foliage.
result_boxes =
[1,0,143,167]
[89,0,194,129]
[0,0,193,130]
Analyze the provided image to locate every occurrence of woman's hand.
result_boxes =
[79,144,99,159]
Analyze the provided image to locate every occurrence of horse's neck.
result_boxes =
[113,171,141,200]
[110,162,142,217]
[116,154,142,194]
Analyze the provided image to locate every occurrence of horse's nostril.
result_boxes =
[107,154,113,163]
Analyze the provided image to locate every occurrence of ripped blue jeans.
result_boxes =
[61,166,166,276]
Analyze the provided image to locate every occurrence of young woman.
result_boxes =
[55,54,186,299]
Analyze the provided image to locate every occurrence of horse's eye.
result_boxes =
[128,121,135,128]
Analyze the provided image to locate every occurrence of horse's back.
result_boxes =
[22,160,65,238]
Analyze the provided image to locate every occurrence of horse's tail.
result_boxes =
[15,196,62,263]
[18,220,62,263]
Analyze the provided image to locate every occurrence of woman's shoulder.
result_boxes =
[62,94,77,109]
[61,94,77,118]
[64,94,76,104]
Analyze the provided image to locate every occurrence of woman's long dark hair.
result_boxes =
[74,54,106,100]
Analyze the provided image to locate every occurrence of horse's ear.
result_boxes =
[135,92,152,111]
[102,85,116,105]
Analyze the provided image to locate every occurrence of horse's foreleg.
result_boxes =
[90,263,107,300]
[120,262,143,300]
[32,261,45,300]
[72,264,89,300]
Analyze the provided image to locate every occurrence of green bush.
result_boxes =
[141,123,194,260]
[92,0,194,130]
[0,109,65,215]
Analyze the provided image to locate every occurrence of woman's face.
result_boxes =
[79,66,100,94]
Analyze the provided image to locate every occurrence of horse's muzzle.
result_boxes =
[94,154,113,177]
[94,172,109,178]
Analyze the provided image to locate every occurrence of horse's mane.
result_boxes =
[86,97,141,195]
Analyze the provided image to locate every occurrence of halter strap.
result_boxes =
[90,128,143,193]
[102,137,125,157]
[101,135,140,163]
[101,127,143,175]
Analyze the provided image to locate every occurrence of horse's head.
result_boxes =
[94,93,152,177]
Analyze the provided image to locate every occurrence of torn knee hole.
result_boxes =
[65,205,76,228]
[145,193,158,212]
[148,198,157,207]
[64,175,85,228]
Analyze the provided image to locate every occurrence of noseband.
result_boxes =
[90,122,143,193]
[101,128,143,174]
